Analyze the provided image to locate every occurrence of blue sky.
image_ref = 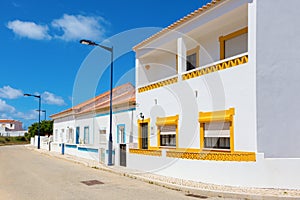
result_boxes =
[0,0,210,128]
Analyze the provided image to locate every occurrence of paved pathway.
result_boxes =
[0,145,231,200]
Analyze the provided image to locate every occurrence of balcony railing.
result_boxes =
[138,75,178,93]
[182,53,248,80]
[138,53,248,93]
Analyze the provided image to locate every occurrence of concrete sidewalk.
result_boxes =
[25,145,300,200]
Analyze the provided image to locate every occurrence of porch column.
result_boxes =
[177,37,186,81]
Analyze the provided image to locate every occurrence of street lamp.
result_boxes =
[36,110,46,121]
[80,39,114,166]
[24,93,41,149]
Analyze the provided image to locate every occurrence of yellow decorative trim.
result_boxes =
[166,150,256,162]
[129,149,162,157]
[199,108,235,123]
[199,108,235,152]
[156,115,179,126]
[138,77,178,93]
[156,115,179,148]
[182,55,248,81]
[219,27,248,60]
[137,118,150,149]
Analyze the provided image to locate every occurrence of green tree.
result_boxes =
[27,120,53,139]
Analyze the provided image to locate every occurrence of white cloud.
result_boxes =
[42,91,66,106]
[0,86,23,99]
[52,14,108,41]
[7,20,51,40]
[0,99,16,114]
[14,110,38,120]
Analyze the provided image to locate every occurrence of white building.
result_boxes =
[128,0,300,189]
[0,119,26,136]
[50,83,136,166]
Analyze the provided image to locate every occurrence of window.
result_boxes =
[186,46,199,71]
[219,27,248,59]
[199,108,235,152]
[55,129,58,142]
[84,126,89,144]
[204,122,230,149]
[156,115,178,148]
[67,128,74,144]
[159,125,176,147]
[99,128,106,144]
[60,129,64,142]
[117,125,125,144]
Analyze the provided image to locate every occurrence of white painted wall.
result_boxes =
[52,108,136,166]
[256,0,300,158]
[136,59,256,151]
[128,152,300,189]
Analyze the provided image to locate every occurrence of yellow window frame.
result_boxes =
[156,115,179,149]
[219,27,248,60]
[199,108,235,152]
[137,118,150,149]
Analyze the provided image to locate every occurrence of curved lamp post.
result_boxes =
[80,39,114,166]
[24,93,41,149]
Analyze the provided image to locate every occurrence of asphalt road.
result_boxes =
[0,145,231,200]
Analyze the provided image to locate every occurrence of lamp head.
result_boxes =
[80,39,96,46]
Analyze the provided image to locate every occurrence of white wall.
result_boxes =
[256,0,300,158]
[136,60,256,152]
[138,51,177,86]
[128,152,300,189]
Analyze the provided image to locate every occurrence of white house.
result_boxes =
[128,0,300,189]
[0,119,26,137]
[50,83,136,166]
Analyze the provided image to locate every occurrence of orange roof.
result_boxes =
[0,119,21,124]
[133,0,225,51]
[50,83,135,119]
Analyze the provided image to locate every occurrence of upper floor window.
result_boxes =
[186,46,199,71]
[219,27,248,60]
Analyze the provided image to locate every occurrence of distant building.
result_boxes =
[50,83,136,166]
[0,119,26,137]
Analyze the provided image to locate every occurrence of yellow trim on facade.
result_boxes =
[187,46,200,68]
[129,149,162,157]
[199,108,235,123]
[137,118,150,149]
[182,55,248,81]
[219,27,248,60]
[199,108,235,152]
[156,115,179,148]
[138,77,178,93]
[166,150,256,162]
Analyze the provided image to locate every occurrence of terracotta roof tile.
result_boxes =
[50,83,135,119]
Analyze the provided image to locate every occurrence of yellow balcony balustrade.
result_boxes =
[182,54,248,81]
[138,77,178,93]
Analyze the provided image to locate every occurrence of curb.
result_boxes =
[25,146,299,200]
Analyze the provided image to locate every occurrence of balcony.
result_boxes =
[138,53,248,93]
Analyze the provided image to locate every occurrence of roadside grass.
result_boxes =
[0,136,29,146]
